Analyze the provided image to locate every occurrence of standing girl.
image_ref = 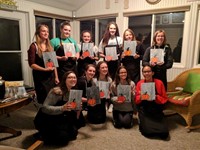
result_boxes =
[99,21,122,80]
[77,30,99,77]
[142,29,173,90]
[51,21,80,81]
[121,29,145,84]
[28,24,59,104]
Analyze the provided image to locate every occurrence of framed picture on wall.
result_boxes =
[162,15,169,24]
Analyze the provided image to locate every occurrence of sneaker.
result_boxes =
[108,104,113,113]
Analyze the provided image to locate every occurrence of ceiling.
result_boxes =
[25,0,90,11]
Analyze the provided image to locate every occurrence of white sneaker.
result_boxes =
[108,104,113,113]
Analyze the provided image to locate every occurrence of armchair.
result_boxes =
[166,68,200,131]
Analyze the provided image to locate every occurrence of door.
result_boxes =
[0,10,31,85]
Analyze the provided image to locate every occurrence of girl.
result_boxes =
[51,21,80,80]
[135,65,169,140]
[142,29,173,90]
[34,71,85,145]
[110,66,135,129]
[121,29,145,84]
[28,24,59,104]
[99,21,122,80]
[77,30,99,77]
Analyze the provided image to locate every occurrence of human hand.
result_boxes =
[60,56,68,61]
[134,54,140,59]
[55,77,60,85]
[157,62,164,66]
[45,67,54,71]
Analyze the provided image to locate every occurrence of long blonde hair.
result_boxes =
[34,24,53,57]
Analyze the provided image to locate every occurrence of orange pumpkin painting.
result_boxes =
[105,55,112,61]
[151,57,158,63]
[82,50,90,58]
[69,99,77,109]
[141,92,150,100]
[124,50,131,56]
[117,94,126,103]
[46,59,54,68]
[65,51,72,57]
[99,90,105,98]
[88,98,96,106]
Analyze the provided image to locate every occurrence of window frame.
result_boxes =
[124,6,191,68]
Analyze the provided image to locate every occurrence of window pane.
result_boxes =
[80,20,95,43]
[129,15,152,50]
[0,18,20,50]
[35,16,53,39]
[99,18,116,43]
[0,53,22,81]
[56,19,68,37]
[155,12,184,63]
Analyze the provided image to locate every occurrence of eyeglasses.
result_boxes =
[142,70,152,73]
[67,76,77,79]
[119,71,127,74]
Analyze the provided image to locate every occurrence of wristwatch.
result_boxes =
[146,0,161,4]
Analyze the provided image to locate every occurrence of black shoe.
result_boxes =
[33,132,43,140]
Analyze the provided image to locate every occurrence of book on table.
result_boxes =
[43,51,59,68]
[150,48,164,63]
[86,86,100,106]
[67,89,83,110]
[141,82,155,101]
[117,84,131,103]
[123,41,137,56]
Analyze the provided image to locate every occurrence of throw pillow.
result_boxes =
[183,73,200,93]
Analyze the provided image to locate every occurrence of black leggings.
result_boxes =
[112,110,133,129]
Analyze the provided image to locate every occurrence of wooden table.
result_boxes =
[0,95,33,140]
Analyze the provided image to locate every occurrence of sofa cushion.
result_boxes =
[183,73,200,93]
[167,92,192,106]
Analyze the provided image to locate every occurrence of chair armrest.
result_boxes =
[167,81,177,92]
[190,90,200,105]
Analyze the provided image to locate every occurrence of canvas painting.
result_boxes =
[105,46,118,61]
[97,81,110,99]
[123,41,137,56]
[141,82,155,101]
[82,43,94,57]
[43,51,59,68]
[117,84,131,103]
[67,89,83,110]
[86,86,101,106]
[63,43,76,57]
[150,48,164,63]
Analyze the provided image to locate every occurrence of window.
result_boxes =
[129,15,152,51]
[35,16,68,39]
[80,20,95,43]
[155,12,184,63]
[35,16,53,39]
[0,18,22,81]
[80,17,116,45]
[99,18,116,43]
[128,12,185,63]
